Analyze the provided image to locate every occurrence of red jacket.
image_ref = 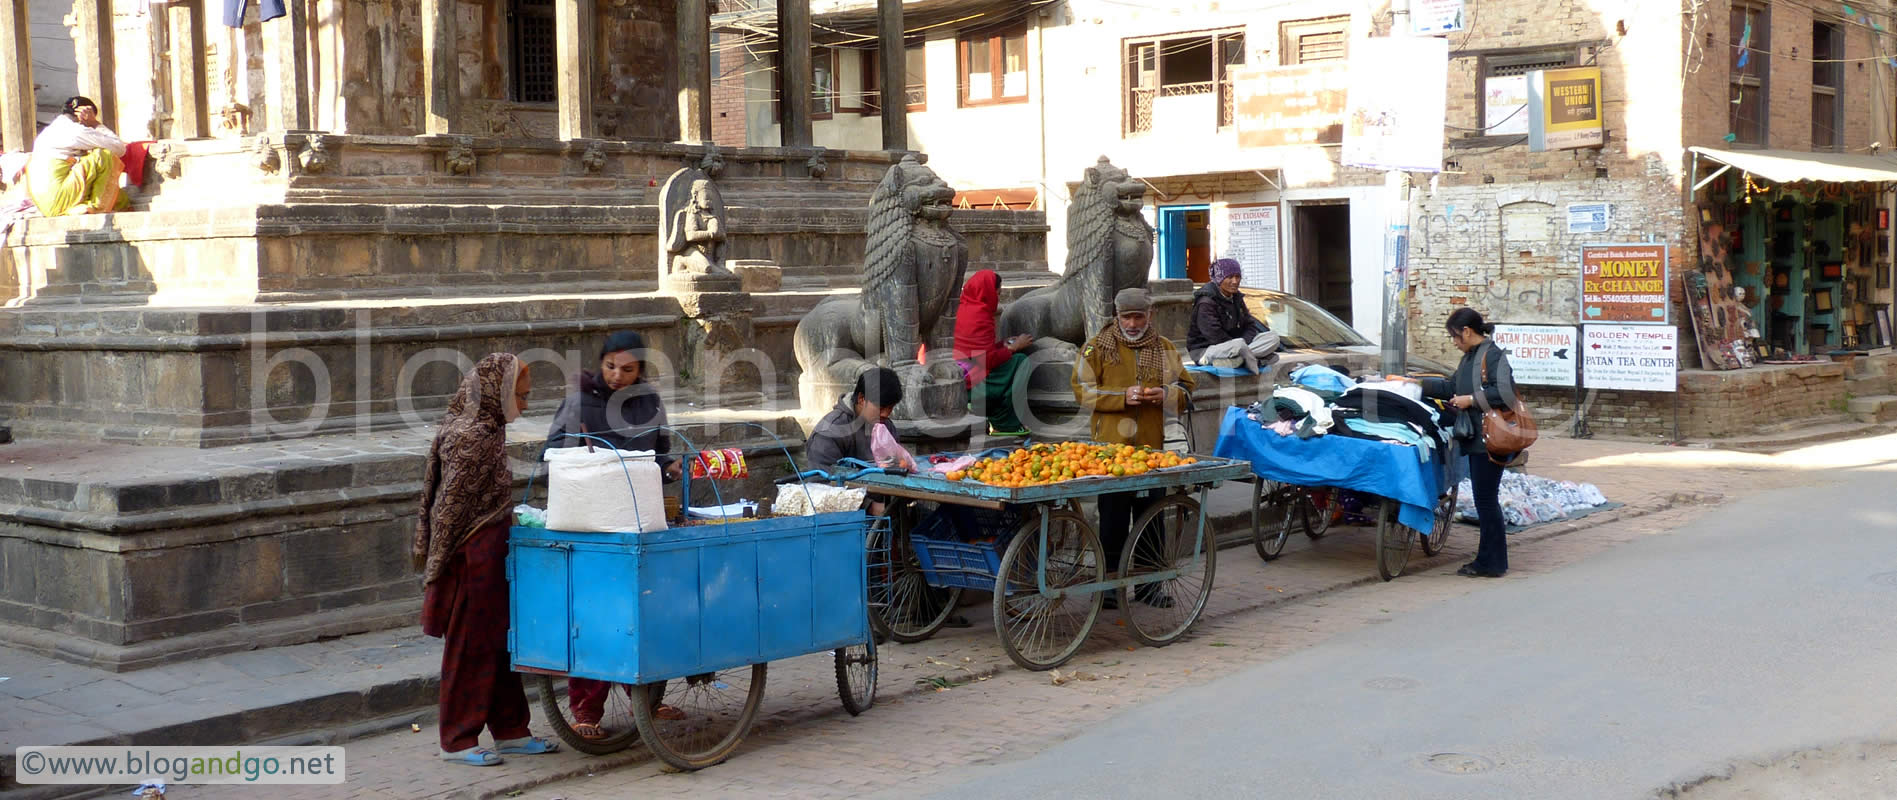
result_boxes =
[952,270,1016,386]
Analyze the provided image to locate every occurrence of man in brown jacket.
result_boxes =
[1072,287,1195,609]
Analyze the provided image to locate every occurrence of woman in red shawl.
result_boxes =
[414,353,560,766]
[953,270,1034,436]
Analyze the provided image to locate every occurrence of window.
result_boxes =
[1813,21,1843,150]
[1730,2,1769,146]
[1280,16,1349,65]
[509,0,557,104]
[1124,29,1244,136]
[863,45,926,114]
[812,48,837,119]
[1477,48,1579,139]
[959,25,1028,106]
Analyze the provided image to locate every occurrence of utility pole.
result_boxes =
[1378,0,1414,377]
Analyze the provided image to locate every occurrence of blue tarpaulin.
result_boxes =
[1213,406,1440,533]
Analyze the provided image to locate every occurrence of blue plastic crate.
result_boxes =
[909,532,1004,591]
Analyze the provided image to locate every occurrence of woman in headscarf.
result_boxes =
[415,353,560,766]
[952,270,1035,436]
[27,96,128,217]
[1186,258,1278,372]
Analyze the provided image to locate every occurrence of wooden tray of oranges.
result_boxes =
[845,442,1252,510]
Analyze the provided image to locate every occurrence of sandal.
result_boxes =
[572,723,607,741]
[440,747,502,766]
[655,704,686,721]
[495,736,560,755]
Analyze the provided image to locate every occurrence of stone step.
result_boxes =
[1847,376,1893,396]
[1847,394,1897,424]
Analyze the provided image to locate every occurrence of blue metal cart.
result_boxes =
[846,449,1251,672]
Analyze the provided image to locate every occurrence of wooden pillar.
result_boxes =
[263,0,313,130]
[877,0,905,151]
[676,0,711,143]
[421,0,458,133]
[776,0,811,147]
[556,0,595,139]
[167,0,209,138]
[0,0,34,150]
[71,0,118,131]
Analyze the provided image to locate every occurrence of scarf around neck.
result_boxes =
[413,353,521,585]
[1087,323,1174,386]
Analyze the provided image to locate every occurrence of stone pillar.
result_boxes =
[676,0,711,143]
[71,0,118,131]
[676,291,764,400]
[776,0,811,147]
[556,0,595,140]
[877,0,905,151]
[421,0,457,134]
[167,0,209,139]
[0,0,34,151]
[263,0,313,131]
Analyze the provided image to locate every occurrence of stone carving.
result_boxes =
[699,147,726,179]
[794,155,969,421]
[658,154,732,279]
[252,137,280,174]
[1000,156,1152,351]
[579,141,606,173]
[153,144,184,179]
[444,137,476,175]
[297,136,332,174]
[806,150,829,180]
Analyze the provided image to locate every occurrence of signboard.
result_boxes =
[1528,67,1604,151]
[1566,202,1612,234]
[1342,36,1449,173]
[1492,325,1578,387]
[1483,74,1530,136]
[1234,63,1348,149]
[1218,205,1282,292]
[1581,243,1669,324]
[1411,0,1467,35]
[1582,324,1678,392]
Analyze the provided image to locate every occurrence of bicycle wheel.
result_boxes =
[632,664,767,771]
[993,508,1105,671]
[1374,502,1413,581]
[1305,488,1339,539]
[866,507,963,643]
[1119,494,1216,647]
[1252,486,1303,562]
[1419,493,1454,557]
[533,674,645,755]
[834,639,877,716]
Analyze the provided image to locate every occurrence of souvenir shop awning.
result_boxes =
[1689,146,1897,185]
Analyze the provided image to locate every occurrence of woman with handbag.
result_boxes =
[1419,308,1528,578]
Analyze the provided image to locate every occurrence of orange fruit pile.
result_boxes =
[945,442,1196,487]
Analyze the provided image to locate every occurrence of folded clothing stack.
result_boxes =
[1454,471,1609,528]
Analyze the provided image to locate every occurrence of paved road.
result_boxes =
[928,460,1897,800]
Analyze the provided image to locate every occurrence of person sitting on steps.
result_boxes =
[1186,258,1280,373]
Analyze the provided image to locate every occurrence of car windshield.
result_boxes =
[1240,291,1371,349]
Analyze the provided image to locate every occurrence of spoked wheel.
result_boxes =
[993,508,1105,671]
[534,674,651,755]
[632,664,767,771]
[1305,488,1339,539]
[1374,502,1414,582]
[1119,494,1216,647]
[866,507,964,643]
[834,639,877,716]
[1419,493,1454,557]
[1252,485,1304,562]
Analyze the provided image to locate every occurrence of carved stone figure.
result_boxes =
[252,137,280,174]
[1001,156,1152,350]
[298,136,332,174]
[579,141,606,173]
[659,153,733,282]
[794,155,970,422]
[444,137,476,175]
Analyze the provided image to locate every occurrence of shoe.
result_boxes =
[1456,564,1480,577]
[440,747,502,766]
[495,736,559,755]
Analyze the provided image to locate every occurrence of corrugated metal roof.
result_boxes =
[1690,146,1897,184]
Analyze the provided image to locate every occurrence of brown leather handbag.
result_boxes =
[1479,346,1538,457]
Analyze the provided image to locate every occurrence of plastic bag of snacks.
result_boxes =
[690,448,749,480]
[773,482,867,516]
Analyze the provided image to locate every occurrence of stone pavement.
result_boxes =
[8,433,1881,798]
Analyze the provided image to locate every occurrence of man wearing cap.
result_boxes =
[1073,288,1194,608]
[1187,258,1279,372]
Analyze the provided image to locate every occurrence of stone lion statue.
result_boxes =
[794,155,969,420]
[1000,156,1152,351]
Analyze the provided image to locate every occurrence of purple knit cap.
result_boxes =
[1211,258,1242,283]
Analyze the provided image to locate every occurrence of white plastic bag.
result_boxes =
[544,447,668,533]
[773,482,867,516]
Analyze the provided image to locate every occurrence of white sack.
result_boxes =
[544,447,668,533]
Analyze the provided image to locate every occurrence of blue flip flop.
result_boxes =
[440,747,502,766]
[495,736,559,755]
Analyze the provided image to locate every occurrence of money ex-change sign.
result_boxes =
[1580,243,1669,324]
[1492,325,1577,387]
[1582,324,1678,392]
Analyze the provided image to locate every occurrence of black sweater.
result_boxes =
[1186,282,1269,358]
[543,371,674,469]
[1420,341,1518,453]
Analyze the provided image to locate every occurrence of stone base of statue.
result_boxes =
[728,259,782,292]
[665,271,743,294]
[675,290,761,397]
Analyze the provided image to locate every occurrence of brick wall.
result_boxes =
[711,31,752,147]
[1519,361,1848,439]
[1684,0,1894,150]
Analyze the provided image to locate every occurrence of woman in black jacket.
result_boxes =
[1419,308,1518,578]
[543,330,679,479]
[1186,259,1279,371]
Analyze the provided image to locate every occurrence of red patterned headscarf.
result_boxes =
[412,353,522,585]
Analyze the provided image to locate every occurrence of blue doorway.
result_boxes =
[1157,205,1211,282]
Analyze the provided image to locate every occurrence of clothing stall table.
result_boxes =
[1211,405,1457,580]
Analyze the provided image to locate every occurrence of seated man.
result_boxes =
[806,367,905,513]
[1186,258,1279,372]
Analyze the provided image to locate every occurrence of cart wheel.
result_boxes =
[632,664,766,771]
[1374,502,1413,581]
[534,674,652,755]
[834,639,877,716]
[1305,488,1338,539]
[993,509,1104,671]
[1252,486,1302,562]
[1118,494,1216,647]
[1419,493,1454,557]
[866,508,964,643]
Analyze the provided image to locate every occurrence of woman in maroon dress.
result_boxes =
[414,353,560,766]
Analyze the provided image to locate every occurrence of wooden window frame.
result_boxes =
[858,45,926,115]
[1278,15,1349,66]
[1730,0,1770,148]
[1121,27,1244,137]
[1812,20,1844,151]
[508,0,558,105]
[1459,46,1583,147]
[811,47,838,121]
[958,23,1029,108]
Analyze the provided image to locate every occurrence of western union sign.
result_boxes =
[1528,67,1604,151]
